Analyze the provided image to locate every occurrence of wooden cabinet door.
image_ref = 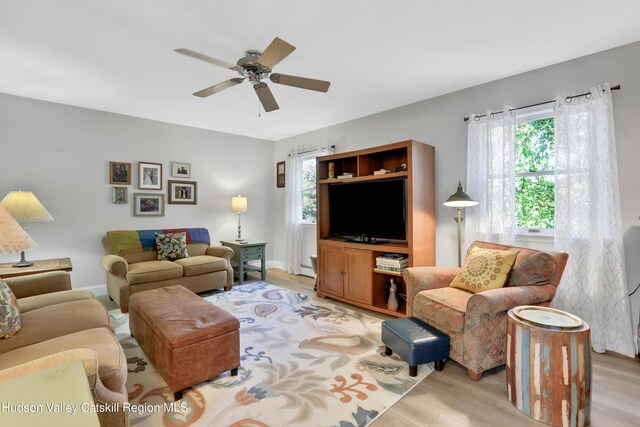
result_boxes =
[344,248,372,304]
[318,244,344,297]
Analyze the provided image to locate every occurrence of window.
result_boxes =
[515,108,555,232]
[301,157,317,222]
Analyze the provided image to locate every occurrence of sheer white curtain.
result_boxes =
[551,84,636,357]
[284,151,303,274]
[465,107,517,247]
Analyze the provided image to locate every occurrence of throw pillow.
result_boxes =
[156,232,189,261]
[450,247,519,293]
[0,279,21,339]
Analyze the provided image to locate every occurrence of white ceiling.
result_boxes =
[1,1,640,141]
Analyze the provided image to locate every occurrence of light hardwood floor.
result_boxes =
[101,269,640,426]
[263,269,640,427]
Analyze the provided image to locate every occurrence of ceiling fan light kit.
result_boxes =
[176,37,330,112]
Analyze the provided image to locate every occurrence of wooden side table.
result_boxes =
[506,306,591,427]
[220,241,267,285]
[0,257,72,279]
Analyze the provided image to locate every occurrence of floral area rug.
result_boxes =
[111,282,432,426]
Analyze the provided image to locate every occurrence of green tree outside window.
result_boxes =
[302,158,317,222]
[515,117,555,229]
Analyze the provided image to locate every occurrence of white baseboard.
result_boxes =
[76,284,108,296]
[266,260,314,278]
[267,260,285,270]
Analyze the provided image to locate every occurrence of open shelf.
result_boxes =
[373,268,403,276]
[318,171,408,184]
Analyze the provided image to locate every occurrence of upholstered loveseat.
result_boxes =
[0,271,128,427]
[101,228,234,312]
[403,240,568,381]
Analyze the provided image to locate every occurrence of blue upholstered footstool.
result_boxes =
[381,317,449,377]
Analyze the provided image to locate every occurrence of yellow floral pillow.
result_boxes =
[450,247,519,293]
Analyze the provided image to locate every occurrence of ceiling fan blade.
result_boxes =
[175,48,241,71]
[270,73,330,93]
[193,78,245,98]
[253,82,279,112]
[257,37,295,70]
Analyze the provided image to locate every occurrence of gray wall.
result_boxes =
[0,94,275,288]
[272,41,640,327]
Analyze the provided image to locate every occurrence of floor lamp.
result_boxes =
[443,182,478,267]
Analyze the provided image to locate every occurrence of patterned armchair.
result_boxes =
[403,241,568,381]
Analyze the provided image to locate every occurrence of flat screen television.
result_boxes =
[328,178,407,242]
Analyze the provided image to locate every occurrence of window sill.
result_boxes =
[300,222,317,227]
[515,232,554,244]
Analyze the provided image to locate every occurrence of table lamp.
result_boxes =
[231,195,248,242]
[0,204,38,267]
[443,182,478,267]
[0,191,53,267]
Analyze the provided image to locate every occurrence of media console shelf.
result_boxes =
[316,140,435,317]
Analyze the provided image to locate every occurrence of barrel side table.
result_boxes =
[506,307,591,427]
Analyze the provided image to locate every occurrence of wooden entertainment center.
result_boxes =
[316,140,435,317]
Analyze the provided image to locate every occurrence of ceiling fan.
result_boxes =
[175,37,330,112]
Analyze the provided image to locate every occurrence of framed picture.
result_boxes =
[168,180,197,204]
[138,162,163,190]
[171,162,191,178]
[133,193,165,216]
[276,161,285,188]
[109,161,131,185]
[112,187,128,204]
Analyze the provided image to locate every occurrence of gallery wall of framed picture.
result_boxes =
[108,160,198,213]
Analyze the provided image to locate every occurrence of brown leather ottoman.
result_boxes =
[129,285,240,400]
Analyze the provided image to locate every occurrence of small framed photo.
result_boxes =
[109,161,131,185]
[112,187,128,204]
[276,161,285,188]
[171,162,191,178]
[133,193,165,216]
[168,180,197,205]
[139,162,163,190]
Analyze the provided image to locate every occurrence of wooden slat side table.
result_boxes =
[0,257,72,279]
[506,307,591,427]
[220,241,267,285]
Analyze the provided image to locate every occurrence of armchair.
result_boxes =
[403,241,568,381]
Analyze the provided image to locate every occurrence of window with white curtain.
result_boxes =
[301,156,317,223]
[515,107,555,234]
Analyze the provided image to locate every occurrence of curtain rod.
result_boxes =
[288,144,335,157]
[463,84,621,122]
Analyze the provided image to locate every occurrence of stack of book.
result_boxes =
[375,253,408,273]
[337,173,354,179]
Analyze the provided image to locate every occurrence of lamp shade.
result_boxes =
[443,182,479,208]
[231,195,248,213]
[0,191,53,222]
[0,204,38,256]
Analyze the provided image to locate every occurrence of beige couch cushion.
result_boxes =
[126,260,183,285]
[187,243,209,257]
[0,327,126,393]
[18,290,95,313]
[0,299,110,355]
[174,255,227,277]
[413,287,472,333]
